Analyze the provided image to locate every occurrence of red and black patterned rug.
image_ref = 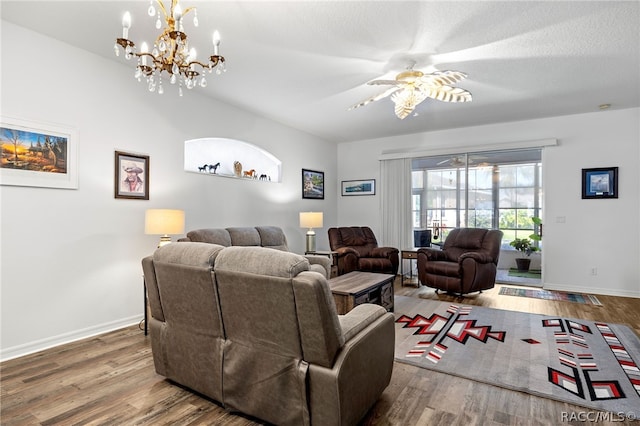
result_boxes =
[394,296,640,416]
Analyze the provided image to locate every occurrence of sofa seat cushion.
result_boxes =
[215,246,310,278]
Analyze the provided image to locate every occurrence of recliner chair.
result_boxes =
[142,242,395,426]
[417,228,503,296]
[328,226,399,276]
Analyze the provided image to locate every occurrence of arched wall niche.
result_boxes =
[184,137,281,182]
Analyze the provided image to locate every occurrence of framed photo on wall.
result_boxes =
[581,167,618,199]
[0,116,78,189]
[115,150,149,200]
[341,179,376,196]
[302,168,324,199]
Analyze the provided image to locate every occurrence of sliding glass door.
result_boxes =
[411,149,542,248]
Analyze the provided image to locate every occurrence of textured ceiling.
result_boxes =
[2,1,639,143]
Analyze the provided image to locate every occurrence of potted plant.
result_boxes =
[509,238,539,272]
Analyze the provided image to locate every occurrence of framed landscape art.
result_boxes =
[342,179,376,196]
[582,167,618,199]
[302,168,324,199]
[0,116,78,189]
[115,150,150,200]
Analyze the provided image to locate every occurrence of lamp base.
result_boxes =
[305,230,316,253]
[158,235,172,248]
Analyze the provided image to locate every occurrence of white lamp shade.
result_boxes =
[299,212,323,229]
[145,209,185,235]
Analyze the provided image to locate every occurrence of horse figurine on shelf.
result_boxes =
[208,162,220,174]
[243,169,256,178]
[259,174,268,181]
[198,164,209,172]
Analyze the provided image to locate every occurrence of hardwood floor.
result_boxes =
[2,279,639,425]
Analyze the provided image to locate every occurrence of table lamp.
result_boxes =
[299,212,323,253]
[145,209,185,247]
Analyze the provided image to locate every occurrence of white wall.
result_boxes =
[0,21,337,360]
[3,19,638,362]
[337,108,640,299]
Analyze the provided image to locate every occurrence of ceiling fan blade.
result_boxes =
[436,159,451,165]
[424,85,473,102]
[391,88,428,119]
[348,86,401,110]
[367,79,405,86]
[420,70,468,86]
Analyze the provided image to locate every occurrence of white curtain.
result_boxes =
[380,158,412,251]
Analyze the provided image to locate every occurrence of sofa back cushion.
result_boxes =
[216,246,309,278]
[214,246,311,424]
[329,226,379,250]
[226,227,262,247]
[443,228,502,264]
[184,226,290,252]
[186,228,232,246]
[446,228,487,250]
[146,242,226,401]
[256,225,289,251]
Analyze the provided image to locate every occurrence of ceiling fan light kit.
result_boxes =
[114,0,226,96]
[350,68,472,119]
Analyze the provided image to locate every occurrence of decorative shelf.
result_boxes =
[184,137,281,182]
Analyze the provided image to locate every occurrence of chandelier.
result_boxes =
[114,0,226,96]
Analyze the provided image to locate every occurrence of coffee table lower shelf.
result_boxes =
[328,271,395,315]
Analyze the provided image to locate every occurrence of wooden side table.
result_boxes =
[400,249,420,286]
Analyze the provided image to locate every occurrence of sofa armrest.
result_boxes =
[459,251,494,264]
[418,247,447,261]
[334,247,359,257]
[371,246,399,258]
[338,304,387,341]
[305,254,331,278]
[308,311,394,426]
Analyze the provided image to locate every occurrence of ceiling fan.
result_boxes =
[348,65,473,119]
[436,155,489,167]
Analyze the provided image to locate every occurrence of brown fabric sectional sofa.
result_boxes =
[142,242,395,425]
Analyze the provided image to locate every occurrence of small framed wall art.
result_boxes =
[0,116,78,189]
[341,179,376,196]
[115,150,149,200]
[581,167,618,199]
[302,168,324,199]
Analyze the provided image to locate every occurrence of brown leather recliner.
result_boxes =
[328,226,399,276]
[417,228,503,296]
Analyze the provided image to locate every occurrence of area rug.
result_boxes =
[499,286,603,306]
[508,268,542,279]
[394,295,640,414]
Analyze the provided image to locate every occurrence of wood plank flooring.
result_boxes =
[2,280,639,425]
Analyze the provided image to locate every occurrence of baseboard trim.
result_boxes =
[543,282,640,299]
[0,315,141,362]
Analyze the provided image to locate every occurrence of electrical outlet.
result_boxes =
[590,267,598,276]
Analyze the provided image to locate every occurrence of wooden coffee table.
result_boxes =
[328,271,394,315]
